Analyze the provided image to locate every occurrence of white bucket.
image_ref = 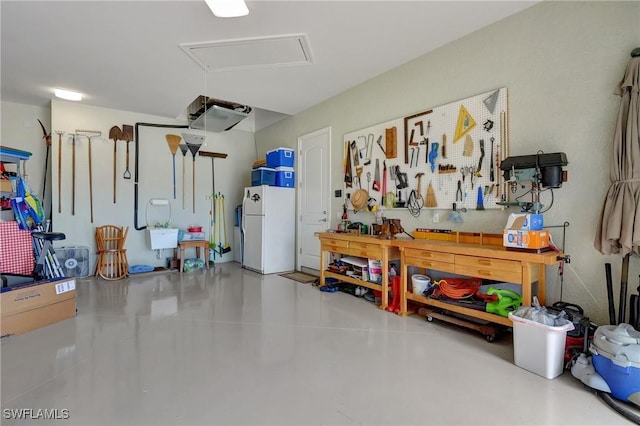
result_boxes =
[412,274,431,295]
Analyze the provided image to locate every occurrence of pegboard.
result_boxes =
[343,88,509,214]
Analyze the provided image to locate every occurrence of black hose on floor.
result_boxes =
[597,391,640,425]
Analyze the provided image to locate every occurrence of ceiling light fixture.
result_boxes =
[204,0,249,18]
[54,88,82,101]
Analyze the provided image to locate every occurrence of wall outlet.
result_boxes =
[335,189,342,197]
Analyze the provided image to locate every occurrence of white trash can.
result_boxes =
[508,312,574,379]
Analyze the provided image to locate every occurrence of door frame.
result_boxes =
[296,126,331,272]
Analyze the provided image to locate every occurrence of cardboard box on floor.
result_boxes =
[1,278,76,338]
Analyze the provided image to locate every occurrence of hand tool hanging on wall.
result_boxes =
[463,134,473,157]
[489,137,495,182]
[220,193,231,254]
[199,150,228,196]
[372,159,380,191]
[415,172,424,206]
[207,193,216,252]
[122,125,134,179]
[77,130,101,223]
[442,134,447,159]
[350,140,359,167]
[355,166,363,189]
[165,134,182,199]
[37,120,51,204]
[55,131,64,214]
[476,186,485,210]
[376,135,386,157]
[70,133,76,216]
[428,142,439,172]
[425,180,437,208]
[477,139,485,177]
[109,126,122,203]
[182,133,204,213]
[381,160,387,206]
[364,134,373,166]
[179,143,188,209]
[344,141,353,188]
[385,127,396,159]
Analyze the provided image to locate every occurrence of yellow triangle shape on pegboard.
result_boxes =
[453,105,476,143]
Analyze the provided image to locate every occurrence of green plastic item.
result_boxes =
[486,287,522,317]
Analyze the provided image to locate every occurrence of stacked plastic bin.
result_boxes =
[266,147,295,188]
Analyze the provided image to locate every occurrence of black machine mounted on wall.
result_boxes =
[498,152,568,213]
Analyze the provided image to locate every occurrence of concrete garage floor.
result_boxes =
[1,262,634,425]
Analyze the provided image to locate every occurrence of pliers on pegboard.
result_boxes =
[456,179,463,202]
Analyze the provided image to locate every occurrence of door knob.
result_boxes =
[318,218,327,222]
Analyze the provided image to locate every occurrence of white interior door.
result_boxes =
[297,127,331,272]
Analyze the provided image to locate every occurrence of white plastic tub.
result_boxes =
[508,312,574,379]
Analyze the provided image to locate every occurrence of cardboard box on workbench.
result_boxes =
[1,278,77,338]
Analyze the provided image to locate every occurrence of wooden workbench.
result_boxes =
[315,232,401,310]
[395,237,562,327]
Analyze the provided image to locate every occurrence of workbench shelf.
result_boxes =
[406,292,511,327]
[316,232,400,311]
[324,270,383,292]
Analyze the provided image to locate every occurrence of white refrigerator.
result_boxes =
[242,185,295,274]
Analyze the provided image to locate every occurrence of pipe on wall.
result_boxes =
[134,122,190,231]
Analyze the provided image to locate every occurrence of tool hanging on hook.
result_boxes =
[179,143,188,209]
[77,130,102,223]
[109,126,122,203]
[55,131,64,214]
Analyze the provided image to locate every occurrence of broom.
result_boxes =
[425,181,437,208]
[165,134,182,200]
[220,193,231,254]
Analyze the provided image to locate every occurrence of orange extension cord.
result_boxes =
[435,278,482,299]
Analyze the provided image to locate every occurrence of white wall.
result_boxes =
[43,100,256,269]
[255,1,640,325]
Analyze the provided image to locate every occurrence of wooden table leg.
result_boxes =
[537,263,546,305]
[522,262,532,306]
[399,247,408,316]
[319,246,326,286]
[380,248,389,310]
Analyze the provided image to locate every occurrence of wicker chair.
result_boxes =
[95,225,129,280]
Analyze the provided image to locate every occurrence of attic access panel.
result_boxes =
[180,34,313,72]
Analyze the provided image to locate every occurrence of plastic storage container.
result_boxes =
[591,323,640,406]
[508,312,574,379]
[411,274,431,295]
[274,167,295,188]
[266,147,295,168]
[251,167,276,186]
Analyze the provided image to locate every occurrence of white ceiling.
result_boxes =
[1,0,537,131]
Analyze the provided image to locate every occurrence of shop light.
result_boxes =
[204,0,249,18]
[54,88,82,101]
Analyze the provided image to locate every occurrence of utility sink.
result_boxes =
[146,228,178,250]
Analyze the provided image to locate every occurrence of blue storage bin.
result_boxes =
[266,147,295,168]
[274,167,295,187]
[251,167,276,186]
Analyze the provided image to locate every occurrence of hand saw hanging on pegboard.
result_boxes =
[344,140,353,188]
